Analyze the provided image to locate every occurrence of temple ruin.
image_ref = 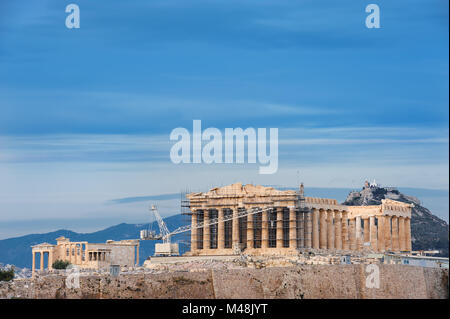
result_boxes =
[31,237,139,275]
[185,183,413,256]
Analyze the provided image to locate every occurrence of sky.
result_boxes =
[0,0,448,238]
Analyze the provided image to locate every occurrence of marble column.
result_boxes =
[327,210,335,250]
[349,218,356,250]
[356,216,362,250]
[384,216,392,251]
[85,244,88,264]
[378,216,385,252]
[232,209,239,250]
[405,218,412,252]
[305,210,312,248]
[399,217,406,251]
[312,209,320,249]
[319,210,327,249]
[298,211,305,248]
[32,252,36,275]
[246,210,254,249]
[369,216,377,251]
[276,208,284,248]
[191,211,198,251]
[136,243,139,266]
[49,251,53,270]
[76,245,79,264]
[391,216,399,252]
[262,209,269,249]
[342,212,349,250]
[203,210,210,250]
[40,252,44,271]
[334,211,342,250]
[289,207,297,249]
[363,218,370,244]
[218,209,225,250]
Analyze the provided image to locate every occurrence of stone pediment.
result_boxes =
[381,198,414,207]
[31,242,55,249]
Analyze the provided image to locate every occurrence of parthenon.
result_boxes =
[31,237,139,275]
[186,183,413,256]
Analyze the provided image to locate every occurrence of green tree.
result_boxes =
[52,260,71,269]
[0,268,14,281]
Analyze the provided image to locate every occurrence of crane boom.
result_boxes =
[139,205,180,256]
[151,205,171,243]
[140,205,172,243]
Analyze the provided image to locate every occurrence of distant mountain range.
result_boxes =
[1,186,448,268]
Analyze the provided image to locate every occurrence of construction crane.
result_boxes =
[140,205,179,256]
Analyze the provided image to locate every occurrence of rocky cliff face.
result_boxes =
[343,186,449,256]
[1,265,448,299]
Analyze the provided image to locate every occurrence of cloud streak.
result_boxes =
[0,125,447,166]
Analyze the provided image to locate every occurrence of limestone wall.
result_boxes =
[108,245,135,267]
[1,265,447,299]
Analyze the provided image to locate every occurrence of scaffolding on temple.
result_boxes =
[176,183,314,253]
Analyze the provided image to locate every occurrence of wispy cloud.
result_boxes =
[0,125,447,165]
[0,134,169,163]
[0,89,338,135]
[280,137,448,145]
[108,193,180,204]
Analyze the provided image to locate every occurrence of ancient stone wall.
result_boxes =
[1,265,447,299]
[108,245,136,267]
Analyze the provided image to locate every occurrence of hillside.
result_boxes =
[343,185,449,256]
[0,214,188,269]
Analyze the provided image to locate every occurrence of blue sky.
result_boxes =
[0,0,448,238]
